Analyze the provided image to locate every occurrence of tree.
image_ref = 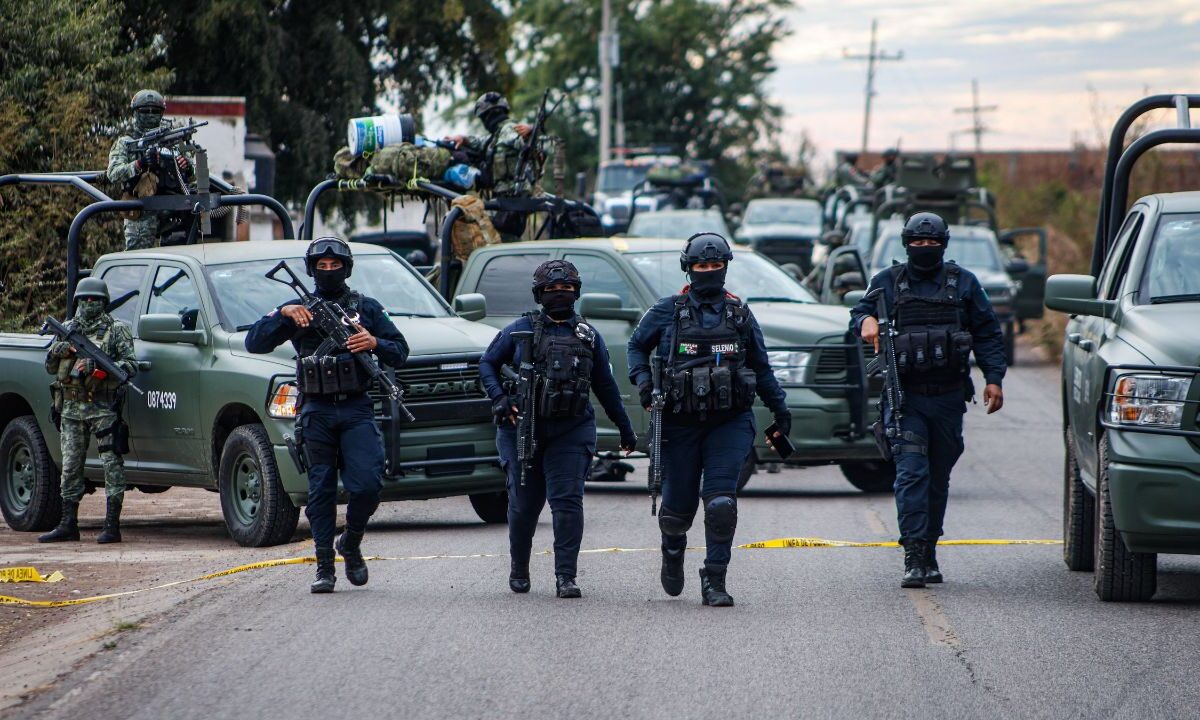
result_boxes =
[510,0,793,193]
[0,0,169,331]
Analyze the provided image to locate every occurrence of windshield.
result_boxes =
[874,230,1002,273]
[627,251,816,303]
[206,255,450,330]
[744,201,822,226]
[627,212,730,239]
[598,165,650,193]
[1144,213,1200,303]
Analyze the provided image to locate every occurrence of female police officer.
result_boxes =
[479,260,637,598]
[627,233,790,607]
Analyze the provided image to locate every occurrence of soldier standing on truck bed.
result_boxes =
[39,278,138,544]
[479,260,637,598]
[244,238,410,594]
[851,212,1007,588]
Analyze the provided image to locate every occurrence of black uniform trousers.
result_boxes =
[885,389,966,543]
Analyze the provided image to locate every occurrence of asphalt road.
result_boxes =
[12,358,1200,720]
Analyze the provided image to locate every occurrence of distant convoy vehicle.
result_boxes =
[625,208,731,240]
[1048,94,1200,602]
[735,198,824,273]
[454,237,891,492]
[593,154,682,235]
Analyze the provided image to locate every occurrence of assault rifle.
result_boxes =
[648,355,665,515]
[39,316,143,396]
[863,288,903,461]
[512,89,564,196]
[508,331,538,486]
[122,120,209,157]
[264,261,414,422]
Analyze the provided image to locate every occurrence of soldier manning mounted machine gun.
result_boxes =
[121,120,209,195]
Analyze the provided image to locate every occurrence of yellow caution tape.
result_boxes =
[0,567,65,583]
[0,537,1061,609]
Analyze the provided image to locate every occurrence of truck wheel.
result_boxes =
[0,416,60,532]
[840,461,896,493]
[1062,430,1094,571]
[218,424,299,547]
[736,454,756,492]
[1003,320,1017,366]
[469,491,508,524]
[1094,436,1156,601]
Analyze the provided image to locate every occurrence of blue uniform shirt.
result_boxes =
[244,294,410,369]
[479,313,635,439]
[849,263,1007,388]
[627,292,789,417]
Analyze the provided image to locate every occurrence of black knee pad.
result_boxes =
[704,495,737,544]
[658,506,695,537]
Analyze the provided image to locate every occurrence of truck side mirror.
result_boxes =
[1005,257,1030,275]
[1044,274,1115,318]
[842,290,866,308]
[452,293,487,321]
[578,293,642,322]
[138,313,207,345]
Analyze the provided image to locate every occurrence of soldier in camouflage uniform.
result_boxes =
[870,148,900,188]
[38,278,138,544]
[107,90,194,251]
[446,92,536,198]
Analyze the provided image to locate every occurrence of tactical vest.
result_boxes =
[294,291,371,397]
[667,295,757,417]
[527,312,594,419]
[54,319,121,403]
[890,263,973,386]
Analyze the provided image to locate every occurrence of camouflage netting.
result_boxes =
[333,144,453,184]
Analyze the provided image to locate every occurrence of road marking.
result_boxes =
[907,588,960,648]
[865,509,890,536]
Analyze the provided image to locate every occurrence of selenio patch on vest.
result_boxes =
[711,342,739,353]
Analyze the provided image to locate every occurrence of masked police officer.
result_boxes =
[479,260,637,598]
[627,233,790,607]
[245,238,409,593]
[850,212,1006,588]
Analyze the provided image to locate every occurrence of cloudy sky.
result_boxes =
[770,0,1200,160]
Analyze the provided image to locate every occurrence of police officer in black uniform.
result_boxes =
[479,260,637,598]
[850,212,1006,588]
[627,233,790,607]
[245,238,410,593]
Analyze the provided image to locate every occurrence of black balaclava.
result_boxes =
[905,242,946,275]
[688,266,727,301]
[483,110,507,134]
[314,267,349,298]
[540,291,576,321]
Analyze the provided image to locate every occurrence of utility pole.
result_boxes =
[953,78,997,153]
[598,0,614,164]
[843,19,903,154]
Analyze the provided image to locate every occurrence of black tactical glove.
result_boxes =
[638,381,654,409]
[492,395,515,426]
[771,411,792,439]
[620,429,638,453]
[49,341,74,359]
[72,358,96,377]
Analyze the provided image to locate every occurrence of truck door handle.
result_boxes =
[137,361,152,371]
[1067,333,1081,345]
[1078,339,1094,352]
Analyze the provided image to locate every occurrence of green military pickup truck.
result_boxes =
[1048,94,1200,601]
[452,237,888,491]
[0,241,506,546]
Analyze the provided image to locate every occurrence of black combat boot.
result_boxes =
[310,547,337,594]
[902,539,928,589]
[699,564,734,607]
[509,560,531,594]
[661,546,686,597]
[96,495,124,544]
[38,500,80,543]
[335,529,369,586]
[555,575,581,599]
[924,540,942,584]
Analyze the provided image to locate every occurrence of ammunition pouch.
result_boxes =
[894,327,971,379]
[286,427,309,475]
[530,317,594,419]
[297,353,366,397]
[666,364,755,416]
[871,420,893,462]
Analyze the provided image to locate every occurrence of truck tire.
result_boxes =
[840,460,896,493]
[218,424,299,547]
[1094,435,1156,601]
[469,491,508,524]
[736,454,756,492]
[1003,320,1017,367]
[1062,430,1094,571]
[0,416,60,532]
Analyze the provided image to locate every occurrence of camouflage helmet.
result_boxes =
[901,212,950,246]
[680,232,734,271]
[130,90,166,112]
[473,92,510,120]
[531,259,582,300]
[74,277,110,303]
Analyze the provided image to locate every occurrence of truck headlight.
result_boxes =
[768,350,812,385]
[1108,374,1192,428]
[268,383,299,418]
[988,285,1014,304]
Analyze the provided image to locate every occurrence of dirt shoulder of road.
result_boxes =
[0,488,311,711]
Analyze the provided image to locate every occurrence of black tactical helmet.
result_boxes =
[531,259,582,300]
[843,152,860,164]
[130,89,166,112]
[900,212,950,246]
[74,277,110,303]
[474,92,510,120]
[679,232,734,272]
[882,147,899,161]
[304,237,354,277]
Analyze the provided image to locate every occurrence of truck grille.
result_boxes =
[814,343,881,393]
[395,364,484,402]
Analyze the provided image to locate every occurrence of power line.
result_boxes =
[953,78,998,153]
[843,18,904,154]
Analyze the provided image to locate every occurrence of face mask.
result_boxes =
[314,267,349,297]
[483,111,506,134]
[540,290,576,320]
[76,299,104,322]
[688,267,727,299]
[906,244,945,273]
[135,110,162,131]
